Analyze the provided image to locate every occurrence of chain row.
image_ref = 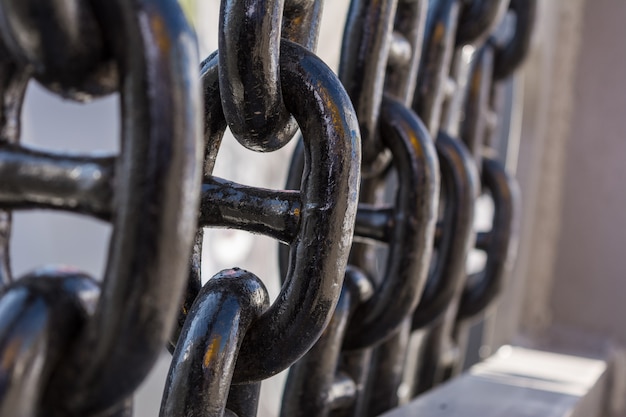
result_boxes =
[0,0,535,416]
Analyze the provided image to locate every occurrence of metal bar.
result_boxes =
[0,144,114,219]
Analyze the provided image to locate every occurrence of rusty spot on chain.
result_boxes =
[203,336,222,368]
[150,15,171,52]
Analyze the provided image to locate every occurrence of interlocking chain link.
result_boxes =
[0,0,536,416]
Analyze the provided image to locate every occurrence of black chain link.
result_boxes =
[0,0,535,415]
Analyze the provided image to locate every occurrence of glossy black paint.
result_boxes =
[413,0,460,136]
[200,50,227,174]
[167,50,224,354]
[39,1,203,415]
[170,230,204,354]
[282,0,325,50]
[201,40,361,383]
[160,269,269,417]
[492,0,537,80]
[339,0,397,174]
[329,373,359,411]
[407,0,532,394]
[282,96,439,353]
[412,132,479,329]
[200,176,301,244]
[365,132,478,415]
[219,0,298,152]
[460,46,495,167]
[329,268,375,417]
[0,0,537,413]
[343,97,439,350]
[456,0,510,45]
[0,269,99,416]
[353,205,394,243]
[413,317,450,393]
[0,56,28,144]
[457,157,519,319]
[279,92,438,415]
[226,382,262,417]
[0,0,117,99]
[385,0,428,105]
[281,277,354,417]
[330,349,372,417]
[0,144,114,220]
[0,62,28,289]
[363,319,412,416]
[327,2,438,413]
[279,266,373,417]
[0,0,202,413]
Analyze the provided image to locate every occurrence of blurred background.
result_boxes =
[10,0,626,415]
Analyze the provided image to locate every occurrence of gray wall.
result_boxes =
[550,0,626,347]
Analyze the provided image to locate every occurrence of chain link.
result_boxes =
[0,0,536,415]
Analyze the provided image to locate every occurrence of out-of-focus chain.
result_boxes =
[413,0,534,395]
[0,1,201,416]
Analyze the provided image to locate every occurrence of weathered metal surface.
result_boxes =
[0,0,537,415]
[218,0,298,151]
[0,0,117,99]
[412,132,479,329]
[342,97,439,350]
[0,0,203,415]
[458,157,520,320]
[161,269,269,417]
[201,40,361,385]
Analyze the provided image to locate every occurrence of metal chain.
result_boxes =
[0,0,536,416]
[164,3,362,415]
[0,1,202,416]
[414,0,534,394]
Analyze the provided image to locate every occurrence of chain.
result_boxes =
[0,0,536,416]
[415,0,534,394]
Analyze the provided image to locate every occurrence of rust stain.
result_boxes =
[316,79,344,134]
[471,68,482,93]
[151,15,171,52]
[432,22,445,43]
[409,130,422,157]
[203,336,222,368]
[0,339,19,371]
[408,128,424,159]
[287,15,303,29]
